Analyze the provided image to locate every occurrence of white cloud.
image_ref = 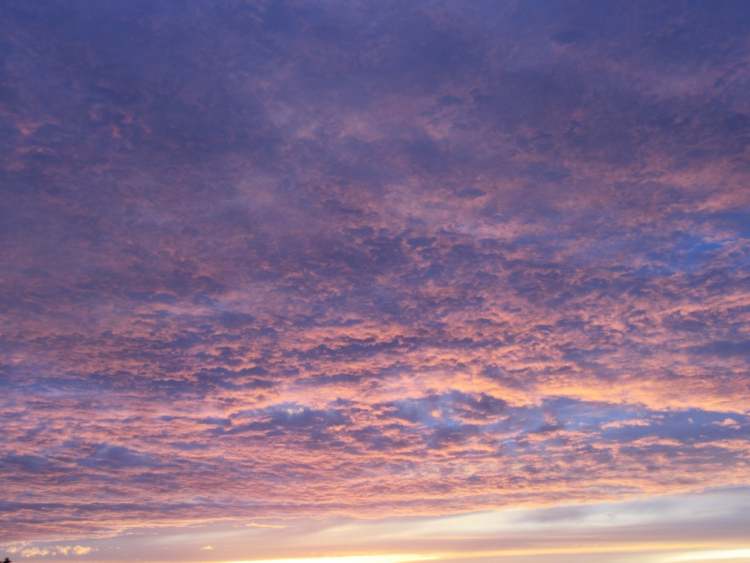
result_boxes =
[5,543,93,558]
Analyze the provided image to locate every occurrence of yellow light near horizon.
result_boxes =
[667,549,750,562]
[226,555,441,563]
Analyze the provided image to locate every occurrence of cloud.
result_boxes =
[5,543,93,558]
[79,444,162,470]
[0,0,749,548]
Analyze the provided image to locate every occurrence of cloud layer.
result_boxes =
[1,0,749,553]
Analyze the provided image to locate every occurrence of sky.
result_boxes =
[0,1,749,562]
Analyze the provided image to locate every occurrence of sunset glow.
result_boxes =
[1,1,749,562]
[668,551,750,562]
[226,556,440,563]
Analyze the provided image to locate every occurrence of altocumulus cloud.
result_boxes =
[0,0,748,554]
